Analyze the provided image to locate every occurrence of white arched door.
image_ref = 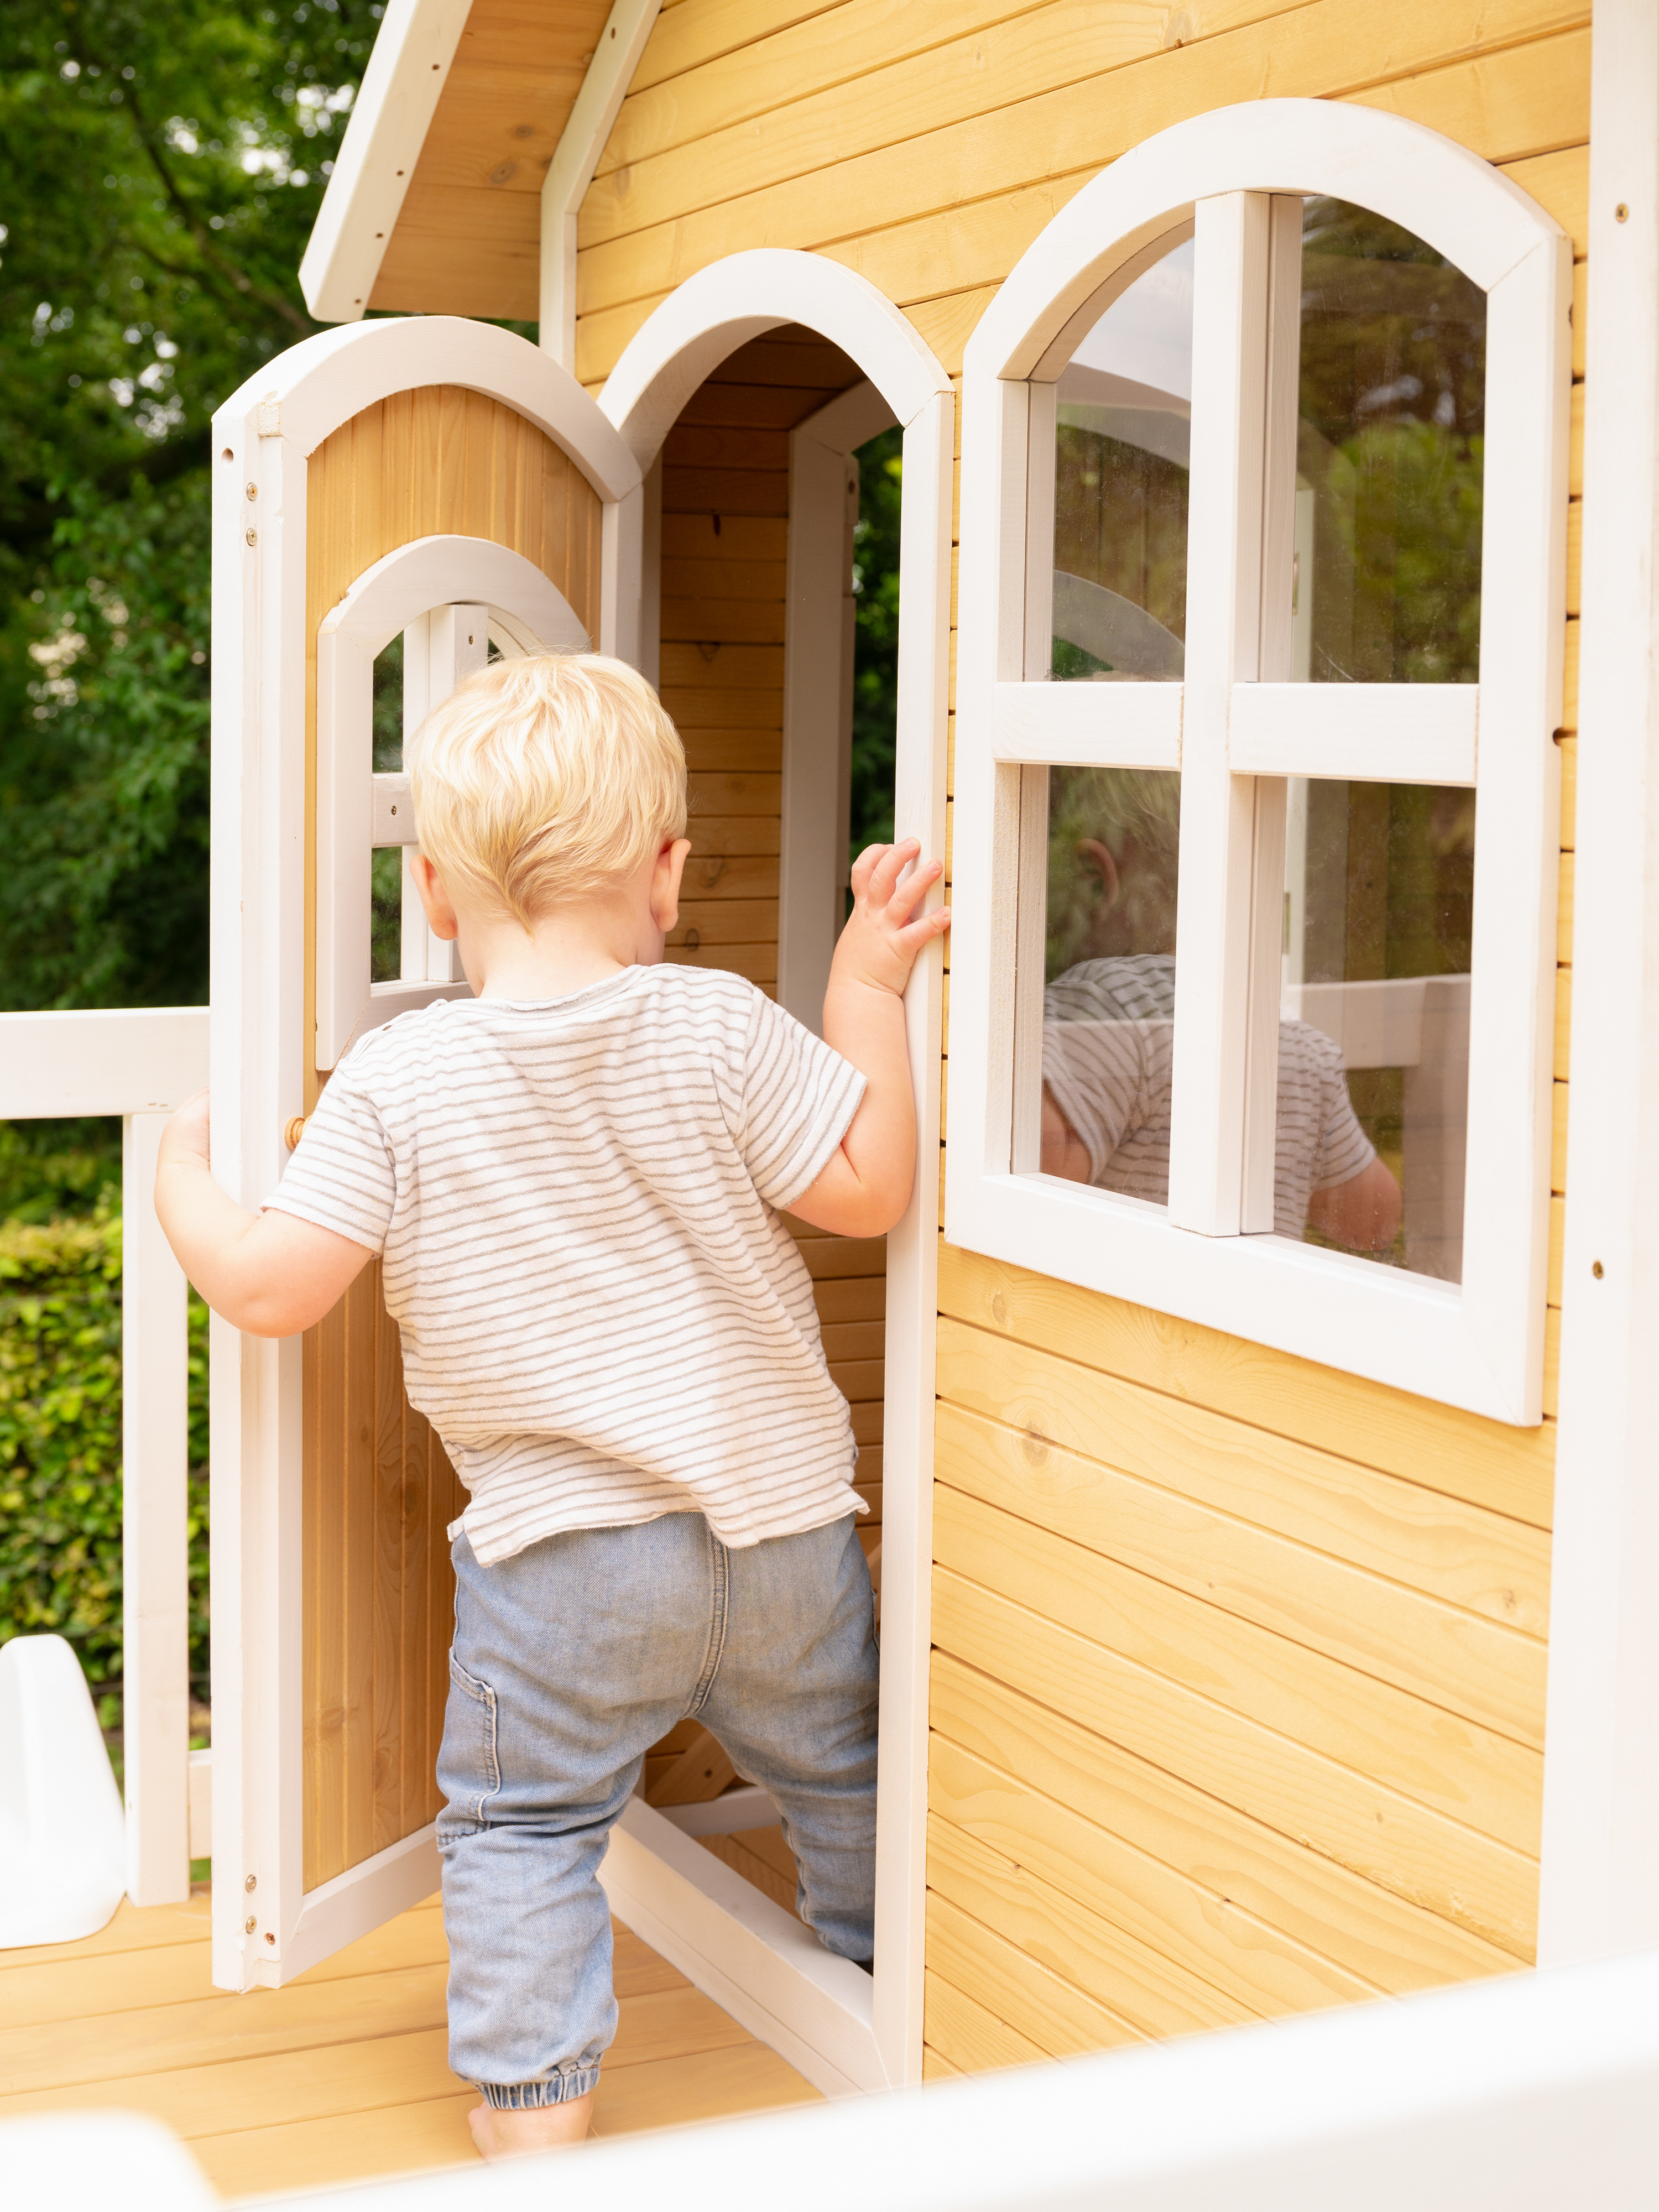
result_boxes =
[207,319,641,1992]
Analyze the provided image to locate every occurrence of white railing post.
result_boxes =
[121,1109,193,1904]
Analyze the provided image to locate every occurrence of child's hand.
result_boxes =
[830,838,951,998]
[161,1089,213,1175]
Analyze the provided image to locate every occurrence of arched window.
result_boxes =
[950,101,1570,1423]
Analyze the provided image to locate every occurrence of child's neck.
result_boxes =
[457,887,661,1002]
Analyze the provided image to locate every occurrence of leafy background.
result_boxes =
[0,0,384,1756]
[0,1,904,1764]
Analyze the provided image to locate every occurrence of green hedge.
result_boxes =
[0,1207,209,1692]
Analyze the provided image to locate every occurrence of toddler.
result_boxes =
[155,653,948,2159]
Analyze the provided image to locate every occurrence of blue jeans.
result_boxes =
[436,1511,879,2107]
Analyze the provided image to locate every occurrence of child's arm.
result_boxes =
[789,838,951,1240]
[155,1092,376,1337]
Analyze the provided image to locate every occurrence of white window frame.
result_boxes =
[949,98,1571,1425]
[602,248,953,2092]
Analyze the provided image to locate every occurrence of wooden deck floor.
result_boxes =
[0,1886,818,2198]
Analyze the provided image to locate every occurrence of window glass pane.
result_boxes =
[1051,238,1193,682]
[1296,199,1485,684]
[1282,779,1474,1282]
[373,630,404,769]
[371,633,403,982]
[1039,767,1181,1207]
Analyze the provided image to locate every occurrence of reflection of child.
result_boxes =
[1040,952,1402,1250]
[154,655,950,2161]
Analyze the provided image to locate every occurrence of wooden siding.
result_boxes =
[570,0,1587,2074]
[301,389,603,1890]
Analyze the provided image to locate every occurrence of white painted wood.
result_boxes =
[990,679,1183,766]
[121,1113,193,1908]
[1229,681,1480,783]
[1166,191,1271,1239]
[187,1748,212,1861]
[780,382,898,1030]
[296,0,470,324]
[599,1798,881,2098]
[538,0,664,371]
[283,1826,441,1981]
[599,250,954,469]
[201,1943,1659,2212]
[316,542,585,1066]
[243,317,641,500]
[372,774,415,847]
[601,271,952,2092]
[1541,0,1659,1967]
[0,1008,207,1117]
[871,385,952,2093]
[206,378,311,1995]
[399,604,488,983]
[1240,197,1304,1235]
[948,100,1569,1422]
[655,1783,779,1837]
[983,100,1564,388]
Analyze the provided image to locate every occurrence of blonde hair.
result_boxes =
[408,653,687,925]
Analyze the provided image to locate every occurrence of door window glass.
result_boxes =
[1051,239,1193,681]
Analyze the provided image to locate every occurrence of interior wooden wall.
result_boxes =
[302,391,603,1891]
[575,0,1588,2070]
[643,327,889,1806]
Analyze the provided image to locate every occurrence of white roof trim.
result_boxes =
[299,0,472,325]
[540,0,664,370]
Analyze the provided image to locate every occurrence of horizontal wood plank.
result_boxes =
[931,1568,1538,1955]
[935,1243,1554,1527]
[928,1813,1260,2041]
[932,1393,1546,1744]
[922,1965,1048,2077]
[935,1332,1550,1634]
[924,1886,1143,2058]
[930,1651,1518,1992]
[930,1735,1380,2018]
[935,1484,1544,1840]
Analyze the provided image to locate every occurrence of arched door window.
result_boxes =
[950,101,1570,1422]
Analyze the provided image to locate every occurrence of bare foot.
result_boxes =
[468,2091,594,2161]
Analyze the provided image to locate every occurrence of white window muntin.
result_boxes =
[949,100,1571,1422]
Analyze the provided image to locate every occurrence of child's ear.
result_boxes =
[407,852,460,941]
[650,837,692,934]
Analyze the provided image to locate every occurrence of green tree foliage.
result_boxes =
[0,1208,211,1696]
[0,0,384,1012]
[849,425,901,865]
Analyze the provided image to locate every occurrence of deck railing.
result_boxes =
[0,1005,210,1904]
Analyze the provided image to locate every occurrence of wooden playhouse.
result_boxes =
[165,0,1659,2125]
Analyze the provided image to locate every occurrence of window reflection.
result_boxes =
[1039,768,1180,1207]
[1297,199,1485,684]
[1285,780,1474,1281]
[1038,767,1405,1253]
[1051,239,1193,681]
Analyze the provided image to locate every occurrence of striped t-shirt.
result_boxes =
[267,965,868,1567]
[1041,954,1375,1234]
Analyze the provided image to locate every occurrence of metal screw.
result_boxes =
[1616,203,1630,223]
[265,1933,276,1945]
[245,481,257,501]
[1593,1259,1605,1279]
[244,1916,257,1933]
[245,528,257,547]
[244,1874,257,1892]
